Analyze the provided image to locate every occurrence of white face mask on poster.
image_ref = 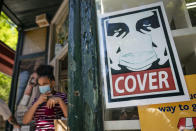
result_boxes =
[119,32,157,71]
[39,85,51,94]
[106,11,168,71]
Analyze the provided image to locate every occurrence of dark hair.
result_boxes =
[36,65,55,81]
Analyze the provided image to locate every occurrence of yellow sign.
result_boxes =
[138,75,196,131]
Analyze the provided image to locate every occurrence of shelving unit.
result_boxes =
[171,0,196,74]
[48,0,69,91]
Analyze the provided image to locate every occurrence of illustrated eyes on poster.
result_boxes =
[136,11,160,34]
[106,22,129,38]
[142,23,151,27]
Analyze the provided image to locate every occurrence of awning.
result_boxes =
[0,40,15,76]
[1,0,63,29]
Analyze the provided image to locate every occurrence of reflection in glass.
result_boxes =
[54,16,69,56]
[186,0,196,26]
[15,57,45,126]
[58,55,68,94]
[104,107,139,121]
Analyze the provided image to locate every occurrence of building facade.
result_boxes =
[0,0,196,130]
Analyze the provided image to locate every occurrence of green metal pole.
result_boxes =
[80,0,103,130]
[68,0,103,130]
[6,28,24,131]
[68,0,83,130]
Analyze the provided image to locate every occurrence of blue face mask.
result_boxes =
[39,85,51,94]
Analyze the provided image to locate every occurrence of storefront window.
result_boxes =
[54,16,68,56]
[104,107,139,121]
[15,57,45,130]
[96,0,189,30]
[58,55,68,94]
[46,1,69,130]
[48,0,69,61]
[185,0,196,26]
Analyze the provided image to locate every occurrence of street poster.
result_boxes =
[98,2,189,108]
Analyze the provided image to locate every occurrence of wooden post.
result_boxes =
[68,0,103,130]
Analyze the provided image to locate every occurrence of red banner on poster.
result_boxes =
[112,67,176,96]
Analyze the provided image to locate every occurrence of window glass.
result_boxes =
[50,9,69,60]
[22,28,47,55]
[54,17,69,56]
[14,57,45,129]
[186,0,196,26]
[96,0,189,30]
[58,55,68,94]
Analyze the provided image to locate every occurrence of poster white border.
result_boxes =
[97,2,189,108]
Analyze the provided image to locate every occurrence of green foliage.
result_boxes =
[0,12,18,50]
[0,72,11,103]
[0,12,18,103]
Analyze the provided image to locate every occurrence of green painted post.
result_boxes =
[68,0,103,130]
[80,0,103,130]
[68,0,83,131]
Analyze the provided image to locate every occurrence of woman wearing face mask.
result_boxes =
[22,65,68,131]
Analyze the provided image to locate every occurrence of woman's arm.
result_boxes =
[46,97,68,118]
[8,116,20,128]
[23,93,48,124]
[58,98,68,118]
[22,101,39,124]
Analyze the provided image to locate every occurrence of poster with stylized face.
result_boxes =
[98,2,189,108]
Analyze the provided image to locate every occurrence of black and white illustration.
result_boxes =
[99,2,189,108]
[105,9,169,74]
